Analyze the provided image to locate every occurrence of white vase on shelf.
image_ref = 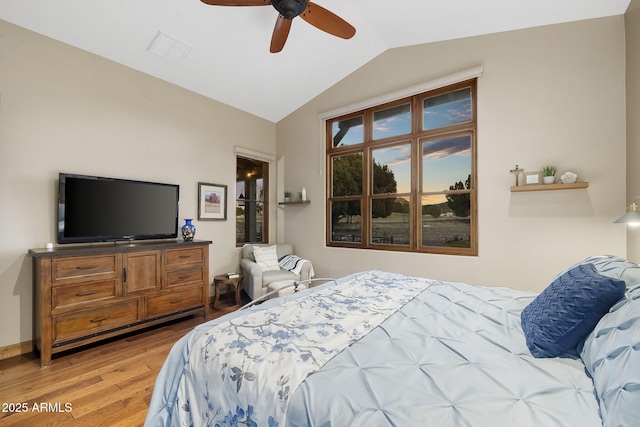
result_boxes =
[543,176,555,184]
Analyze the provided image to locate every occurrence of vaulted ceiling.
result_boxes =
[0,0,631,122]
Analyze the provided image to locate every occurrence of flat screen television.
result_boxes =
[58,173,180,244]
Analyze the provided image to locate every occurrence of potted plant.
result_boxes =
[284,191,291,202]
[542,166,557,184]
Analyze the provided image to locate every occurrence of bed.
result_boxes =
[144,255,640,427]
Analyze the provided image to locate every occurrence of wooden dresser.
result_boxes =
[29,239,211,366]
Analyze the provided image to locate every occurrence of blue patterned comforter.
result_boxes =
[145,270,604,427]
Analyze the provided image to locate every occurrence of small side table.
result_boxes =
[213,274,242,308]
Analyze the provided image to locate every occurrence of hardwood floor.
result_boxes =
[0,301,243,427]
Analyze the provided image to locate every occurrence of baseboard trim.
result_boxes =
[0,341,33,360]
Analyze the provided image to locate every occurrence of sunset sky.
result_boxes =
[333,88,472,196]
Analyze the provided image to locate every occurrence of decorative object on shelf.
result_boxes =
[198,182,227,221]
[182,219,196,241]
[510,164,524,186]
[301,186,307,201]
[560,171,578,184]
[614,197,640,226]
[284,191,291,202]
[541,166,557,184]
[523,171,542,185]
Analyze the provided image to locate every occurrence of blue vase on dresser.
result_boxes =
[181,219,196,241]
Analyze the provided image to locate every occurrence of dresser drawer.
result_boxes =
[165,266,205,288]
[53,299,140,345]
[165,247,204,269]
[146,287,203,318]
[52,279,118,310]
[52,254,119,284]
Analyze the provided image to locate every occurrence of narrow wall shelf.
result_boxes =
[510,182,589,192]
[278,200,311,205]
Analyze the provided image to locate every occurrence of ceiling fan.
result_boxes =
[200,0,356,53]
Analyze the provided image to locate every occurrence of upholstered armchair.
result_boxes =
[239,243,313,301]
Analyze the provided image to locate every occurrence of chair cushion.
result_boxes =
[262,269,299,287]
[253,245,280,272]
[520,263,626,358]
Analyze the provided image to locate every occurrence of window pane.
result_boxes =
[332,116,363,147]
[236,157,267,245]
[371,197,410,246]
[235,201,264,245]
[235,200,244,245]
[332,153,363,197]
[423,88,471,130]
[422,135,471,193]
[373,103,411,140]
[421,195,471,248]
[330,200,362,243]
[372,144,411,195]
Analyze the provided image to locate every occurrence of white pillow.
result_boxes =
[253,245,280,272]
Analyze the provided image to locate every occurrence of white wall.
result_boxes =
[0,20,276,349]
[276,16,627,291]
[0,14,631,352]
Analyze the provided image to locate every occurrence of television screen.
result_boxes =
[58,173,179,244]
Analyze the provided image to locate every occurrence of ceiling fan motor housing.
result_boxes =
[271,0,308,19]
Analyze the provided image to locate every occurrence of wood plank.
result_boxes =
[0,340,33,361]
[510,181,589,192]
[0,298,248,426]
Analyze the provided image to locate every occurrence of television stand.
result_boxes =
[29,239,211,366]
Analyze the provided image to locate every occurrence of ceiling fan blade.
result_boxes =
[270,15,292,53]
[300,2,356,39]
[200,0,269,6]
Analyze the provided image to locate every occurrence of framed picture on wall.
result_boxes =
[198,182,227,220]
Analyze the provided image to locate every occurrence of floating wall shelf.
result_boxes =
[278,200,311,205]
[510,182,589,192]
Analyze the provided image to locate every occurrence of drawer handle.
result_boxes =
[90,316,110,323]
[76,265,98,270]
[179,255,192,259]
[76,290,97,297]
[179,275,192,280]
[170,299,184,304]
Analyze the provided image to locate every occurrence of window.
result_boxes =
[236,157,268,245]
[326,79,477,255]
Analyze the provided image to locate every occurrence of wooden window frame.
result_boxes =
[326,79,477,256]
[236,156,269,246]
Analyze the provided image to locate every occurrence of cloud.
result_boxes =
[379,145,412,167]
[422,135,471,159]
[377,135,471,169]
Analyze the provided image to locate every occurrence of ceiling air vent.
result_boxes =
[147,31,192,64]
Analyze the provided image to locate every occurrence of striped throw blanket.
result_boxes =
[279,254,314,277]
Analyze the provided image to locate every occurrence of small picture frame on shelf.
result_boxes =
[523,171,542,185]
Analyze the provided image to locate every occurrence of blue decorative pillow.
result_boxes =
[520,263,626,358]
